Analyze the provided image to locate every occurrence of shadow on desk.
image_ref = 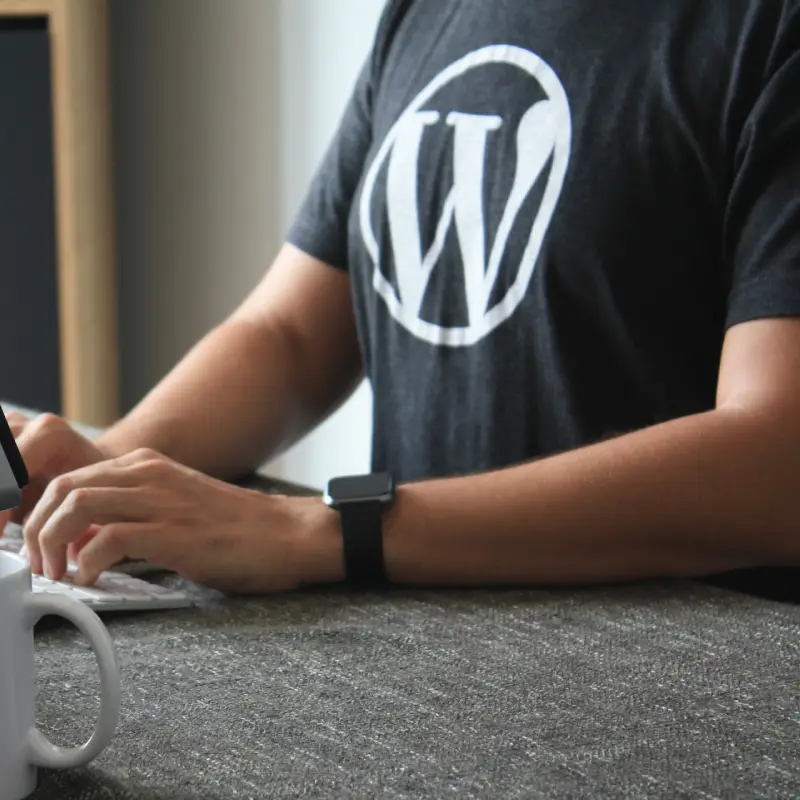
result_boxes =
[706,566,799,604]
[32,769,225,800]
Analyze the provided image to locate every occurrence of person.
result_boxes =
[2,0,800,597]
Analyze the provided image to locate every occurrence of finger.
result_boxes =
[23,459,160,575]
[20,513,43,574]
[35,487,150,580]
[24,460,154,543]
[75,523,157,586]
[67,525,102,563]
[21,473,84,574]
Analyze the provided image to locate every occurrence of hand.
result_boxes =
[0,412,109,531]
[22,448,341,594]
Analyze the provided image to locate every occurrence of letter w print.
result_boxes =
[360,45,573,347]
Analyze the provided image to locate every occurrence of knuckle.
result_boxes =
[35,413,64,434]
[48,475,73,500]
[148,458,170,476]
[103,524,129,548]
[38,525,58,546]
[133,447,160,462]
[65,488,92,512]
[132,456,168,479]
[101,524,121,543]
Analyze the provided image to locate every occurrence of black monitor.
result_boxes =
[0,408,27,511]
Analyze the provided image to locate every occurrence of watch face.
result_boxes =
[327,473,394,504]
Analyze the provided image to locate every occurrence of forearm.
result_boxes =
[98,247,361,480]
[308,407,800,587]
[98,318,355,480]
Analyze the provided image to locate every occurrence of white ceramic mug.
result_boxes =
[0,551,120,800]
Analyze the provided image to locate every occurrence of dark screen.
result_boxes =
[329,473,393,501]
[0,405,28,487]
[0,21,62,413]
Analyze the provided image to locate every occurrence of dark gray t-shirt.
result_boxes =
[289,0,800,483]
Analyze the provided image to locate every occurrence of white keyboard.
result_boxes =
[0,527,192,613]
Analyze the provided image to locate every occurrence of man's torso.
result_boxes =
[345,0,789,481]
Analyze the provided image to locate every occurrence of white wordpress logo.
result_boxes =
[360,45,572,347]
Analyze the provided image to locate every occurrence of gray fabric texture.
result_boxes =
[28,578,800,799]
[4,404,799,797]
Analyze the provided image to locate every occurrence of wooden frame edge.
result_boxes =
[0,0,119,425]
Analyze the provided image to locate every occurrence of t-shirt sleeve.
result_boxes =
[286,57,374,272]
[724,10,800,329]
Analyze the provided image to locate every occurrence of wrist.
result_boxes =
[95,425,141,460]
[95,415,179,462]
[94,433,123,460]
[294,497,345,586]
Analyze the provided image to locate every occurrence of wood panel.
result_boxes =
[0,0,118,425]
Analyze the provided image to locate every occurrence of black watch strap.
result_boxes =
[339,500,387,586]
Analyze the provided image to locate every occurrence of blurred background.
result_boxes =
[112,0,383,488]
[1,0,386,489]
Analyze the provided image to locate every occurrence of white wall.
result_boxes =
[111,0,385,488]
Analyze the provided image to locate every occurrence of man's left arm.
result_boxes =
[303,317,800,587]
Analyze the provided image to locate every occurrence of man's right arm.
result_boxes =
[97,244,362,481]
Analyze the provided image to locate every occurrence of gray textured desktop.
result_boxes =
[1,403,797,798]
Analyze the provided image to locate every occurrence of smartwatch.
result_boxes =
[323,472,395,586]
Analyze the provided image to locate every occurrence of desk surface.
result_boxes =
[28,573,800,799]
[3,404,798,798]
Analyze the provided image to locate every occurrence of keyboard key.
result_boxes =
[2,532,192,613]
[32,576,96,600]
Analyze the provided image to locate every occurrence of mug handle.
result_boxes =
[23,593,120,769]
